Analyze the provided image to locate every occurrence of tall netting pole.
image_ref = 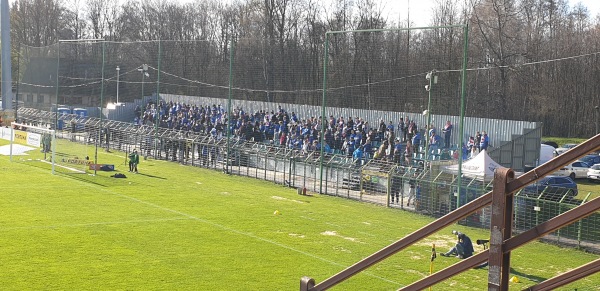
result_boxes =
[54,42,61,135]
[319,33,330,194]
[226,39,234,174]
[456,24,469,208]
[94,40,106,176]
[155,40,162,159]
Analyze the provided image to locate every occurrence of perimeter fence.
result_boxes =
[16,107,600,252]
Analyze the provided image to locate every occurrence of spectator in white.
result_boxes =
[442,120,453,149]
[467,136,476,158]
[428,124,436,138]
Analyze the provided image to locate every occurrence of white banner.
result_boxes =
[0,127,11,140]
[27,132,41,147]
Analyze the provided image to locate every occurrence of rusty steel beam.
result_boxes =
[488,168,515,291]
[400,251,489,290]
[309,192,493,290]
[523,258,600,291]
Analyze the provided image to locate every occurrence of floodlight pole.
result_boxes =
[138,64,148,100]
[424,69,436,161]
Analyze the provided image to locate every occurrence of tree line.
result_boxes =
[9,0,600,138]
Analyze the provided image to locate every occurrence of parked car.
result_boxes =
[587,164,600,182]
[542,141,559,148]
[553,161,590,179]
[578,155,600,166]
[521,175,578,201]
[555,143,578,155]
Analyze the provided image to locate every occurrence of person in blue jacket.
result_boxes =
[480,131,489,151]
[353,145,364,166]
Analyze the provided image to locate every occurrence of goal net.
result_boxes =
[9,122,90,174]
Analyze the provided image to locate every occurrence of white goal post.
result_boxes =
[9,122,57,174]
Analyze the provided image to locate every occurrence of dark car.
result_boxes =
[521,175,578,201]
[578,155,600,166]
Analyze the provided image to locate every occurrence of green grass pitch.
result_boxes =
[0,139,598,290]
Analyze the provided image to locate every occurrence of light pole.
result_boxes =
[115,66,120,104]
[424,69,437,161]
[138,64,149,100]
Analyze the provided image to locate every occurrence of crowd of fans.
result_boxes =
[134,101,490,165]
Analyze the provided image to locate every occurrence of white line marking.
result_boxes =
[40,159,86,173]
[0,217,191,231]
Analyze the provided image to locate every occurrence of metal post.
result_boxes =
[155,41,162,159]
[141,70,145,99]
[226,38,234,175]
[424,70,434,161]
[1,0,13,110]
[115,66,120,104]
[138,64,148,100]
[488,168,515,290]
[95,40,106,176]
[319,32,330,194]
[55,42,61,132]
[14,43,20,122]
[456,24,469,209]
[595,106,599,135]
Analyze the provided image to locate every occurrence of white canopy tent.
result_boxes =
[443,150,506,181]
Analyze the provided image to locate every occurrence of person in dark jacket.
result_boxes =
[440,231,474,259]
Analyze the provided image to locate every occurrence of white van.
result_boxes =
[539,144,557,165]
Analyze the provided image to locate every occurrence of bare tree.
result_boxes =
[85,0,119,40]
[11,0,70,46]
[469,0,522,118]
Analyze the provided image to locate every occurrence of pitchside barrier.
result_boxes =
[15,107,600,250]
